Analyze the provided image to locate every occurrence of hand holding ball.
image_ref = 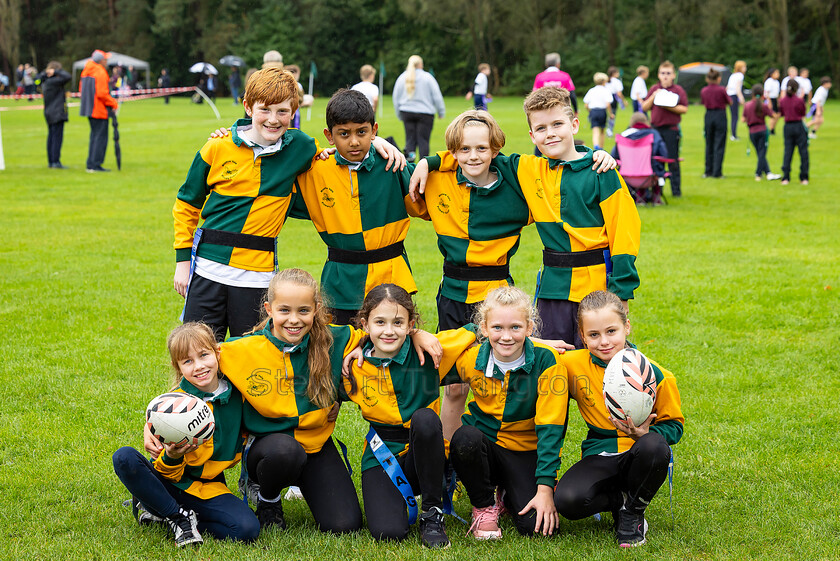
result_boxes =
[146,393,215,446]
[603,348,657,427]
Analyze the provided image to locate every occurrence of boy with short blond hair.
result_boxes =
[352,64,380,111]
[173,67,316,341]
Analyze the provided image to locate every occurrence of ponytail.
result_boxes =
[405,55,422,98]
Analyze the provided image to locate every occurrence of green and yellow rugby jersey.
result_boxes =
[446,338,568,487]
[220,322,364,453]
[153,379,246,500]
[408,155,532,304]
[291,150,423,309]
[561,348,684,457]
[338,326,476,472]
[432,148,640,302]
[173,119,318,271]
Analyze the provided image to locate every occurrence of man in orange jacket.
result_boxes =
[80,50,118,172]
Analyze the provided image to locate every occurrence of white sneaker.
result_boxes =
[808,132,817,139]
[766,173,782,181]
[284,485,304,500]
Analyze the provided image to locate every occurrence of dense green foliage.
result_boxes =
[0,94,839,558]
[2,0,839,98]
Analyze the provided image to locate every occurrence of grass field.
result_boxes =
[1,92,839,560]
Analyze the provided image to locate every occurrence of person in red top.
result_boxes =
[778,80,809,185]
[742,84,781,181]
[641,61,688,197]
[699,69,731,178]
[79,49,119,173]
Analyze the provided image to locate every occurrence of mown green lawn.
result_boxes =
[1,92,838,560]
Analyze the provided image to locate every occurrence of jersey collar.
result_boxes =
[456,164,501,194]
[334,146,375,171]
[179,378,233,404]
[474,338,535,380]
[548,145,594,170]
[260,320,310,354]
[362,337,411,367]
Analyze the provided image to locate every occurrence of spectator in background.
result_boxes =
[606,66,625,137]
[466,63,492,111]
[206,72,216,101]
[392,54,445,161]
[158,68,171,104]
[352,64,380,111]
[79,49,119,172]
[0,71,8,94]
[725,60,746,141]
[630,66,649,113]
[229,66,241,105]
[23,63,37,100]
[700,68,731,178]
[797,68,813,105]
[15,64,24,95]
[533,52,577,113]
[284,64,310,129]
[38,61,72,169]
[262,50,284,70]
[642,60,688,197]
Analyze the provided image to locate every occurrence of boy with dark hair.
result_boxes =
[291,88,423,324]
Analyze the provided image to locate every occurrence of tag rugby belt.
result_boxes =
[201,228,276,252]
[542,247,607,268]
[328,241,405,265]
[443,262,510,281]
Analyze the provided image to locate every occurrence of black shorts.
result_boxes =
[436,291,480,330]
[589,108,607,129]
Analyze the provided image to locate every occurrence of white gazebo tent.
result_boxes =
[72,52,151,89]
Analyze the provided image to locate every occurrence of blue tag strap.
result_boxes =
[366,427,418,525]
[440,470,469,525]
[603,248,612,278]
[668,446,675,522]
[179,227,203,321]
[239,434,256,505]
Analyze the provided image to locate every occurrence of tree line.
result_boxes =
[1,0,837,98]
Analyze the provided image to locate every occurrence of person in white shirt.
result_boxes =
[796,68,813,105]
[763,68,781,134]
[806,76,832,138]
[630,65,649,114]
[351,64,380,111]
[583,72,615,150]
[726,60,746,140]
[606,66,625,137]
[466,63,492,110]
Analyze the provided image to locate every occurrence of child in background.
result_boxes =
[341,284,477,548]
[642,61,688,197]
[778,80,809,185]
[466,63,492,111]
[780,65,798,97]
[606,66,625,137]
[351,64,380,110]
[610,112,669,205]
[806,76,832,139]
[630,66,649,114]
[797,68,813,105]
[114,323,259,547]
[725,60,746,141]
[285,64,312,130]
[742,84,781,181]
[763,68,781,134]
[583,72,614,150]
[555,290,683,548]
[700,68,731,178]
[290,89,421,324]
[447,286,568,539]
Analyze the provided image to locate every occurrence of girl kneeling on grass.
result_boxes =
[341,283,477,548]
[447,286,569,539]
[554,290,684,548]
[114,322,259,548]
[146,269,442,535]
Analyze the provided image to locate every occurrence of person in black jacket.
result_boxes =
[38,61,71,169]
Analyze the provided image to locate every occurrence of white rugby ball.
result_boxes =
[146,392,215,446]
[602,348,657,426]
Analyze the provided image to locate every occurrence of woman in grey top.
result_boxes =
[392,55,445,161]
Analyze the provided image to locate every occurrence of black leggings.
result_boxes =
[781,121,809,181]
[554,432,671,519]
[246,433,362,534]
[449,425,541,536]
[361,408,446,541]
[400,111,434,159]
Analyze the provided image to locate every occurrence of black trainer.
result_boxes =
[418,506,450,549]
[129,496,164,526]
[256,499,287,530]
[616,507,648,547]
[165,509,203,547]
